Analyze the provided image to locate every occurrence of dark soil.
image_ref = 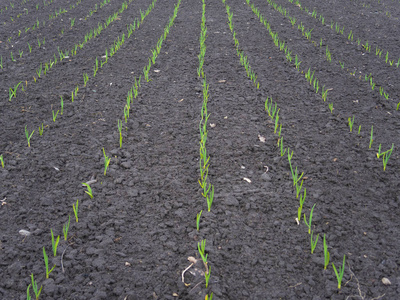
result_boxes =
[1,0,400,299]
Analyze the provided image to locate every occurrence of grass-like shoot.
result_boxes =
[73,199,79,222]
[102,148,111,175]
[118,120,123,148]
[52,109,59,122]
[369,126,373,148]
[60,96,64,115]
[43,247,56,279]
[205,293,213,300]
[206,185,214,212]
[328,103,333,113]
[82,183,93,199]
[304,203,316,234]
[63,215,70,241]
[0,154,4,168]
[50,229,60,257]
[29,273,42,300]
[323,234,330,270]
[205,265,211,288]
[297,188,306,223]
[348,116,354,132]
[198,239,208,265]
[25,125,34,147]
[38,123,44,136]
[332,255,345,289]
[196,210,202,232]
[310,230,319,254]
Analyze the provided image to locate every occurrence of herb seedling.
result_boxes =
[328,103,333,113]
[323,234,330,270]
[52,109,59,122]
[205,265,211,288]
[29,274,42,300]
[304,203,316,234]
[118,120,123,148]
[297,188,306,223]
[102,148,111,175]
[73,199,79,222]
[82,183,93,199]
[43,247,56,278]
[369,126,373,148]
[63,215,70,240]
[198,239,208,264]
[310,230,319,254]
[348,116,354,132]
[50,229,60,257]
[25,125,34,147]
[332,255,345,289]
[196,210,202,231]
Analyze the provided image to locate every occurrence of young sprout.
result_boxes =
[198,239,208,264]
[52,109,59,122]
[63,215,71,241]
[196,210,203,231]
[295,179,303,198]
[379,144,394,171]
[0,154,4,168]
[348,116,354,132]
[25,125,34,147]
[43,247,56,279]
[50,229,60,257]
[297,188,306,223]
[73,199,79,222]
[9,81,23,101]
[328,103,333,113]
[304,203,316,234]
[205,265,211,288]
[323,234,330,270]
[29,274,42,300]
[102,148,111,175]
[205,293,213,300]
[310,230,319,254]
[82,183,93,199]
[369,126,373,148]
[60,96,64,115]
[332,255,346,289]
[206,185,214,212]
[117,119,123,147]
[279,137,286,157]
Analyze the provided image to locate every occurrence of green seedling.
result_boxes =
[396,102,400,111]
[205,265,211,288]
[310,230,319,254]
[205,293,213,300]
[196,210,202,231]
[348,116,354,132]
[9,81,23,101]
[27,284,31,300]
[274,111,279,134]
[369,126,373,148]
[63,215,70,241]
[73,199,79,222]
[29,274,42,300]
[358,125,361,135]
[207,185,214,212]
[328,103,333,113]
[124,105,129,123]
[102,148,111,175]
[117,120,123,147]
[304,203,316,234]
[379,144,394,171]
[295,179,303,198]
[332,255,346,289]
[52,109,59,122]
[323,234,330,270]
[0,154,4,168]
[50,229,60,257]
[297,188,306,222]
[279,137,286,156]
[198,239,208,264]
[25,125,34,147]
[43,247,55,279]
[71,91,74,102]
[82,183,93,199]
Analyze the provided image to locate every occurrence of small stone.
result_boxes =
[382,277,391,285]
[19,229,30,236]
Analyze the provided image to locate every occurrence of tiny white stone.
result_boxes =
[382,277,391,285]
[19,229,31,236]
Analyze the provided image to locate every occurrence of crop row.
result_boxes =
[246,0,396,170]
[1,0,114,69]
[221,0,392,294]
[19,1,183,298]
